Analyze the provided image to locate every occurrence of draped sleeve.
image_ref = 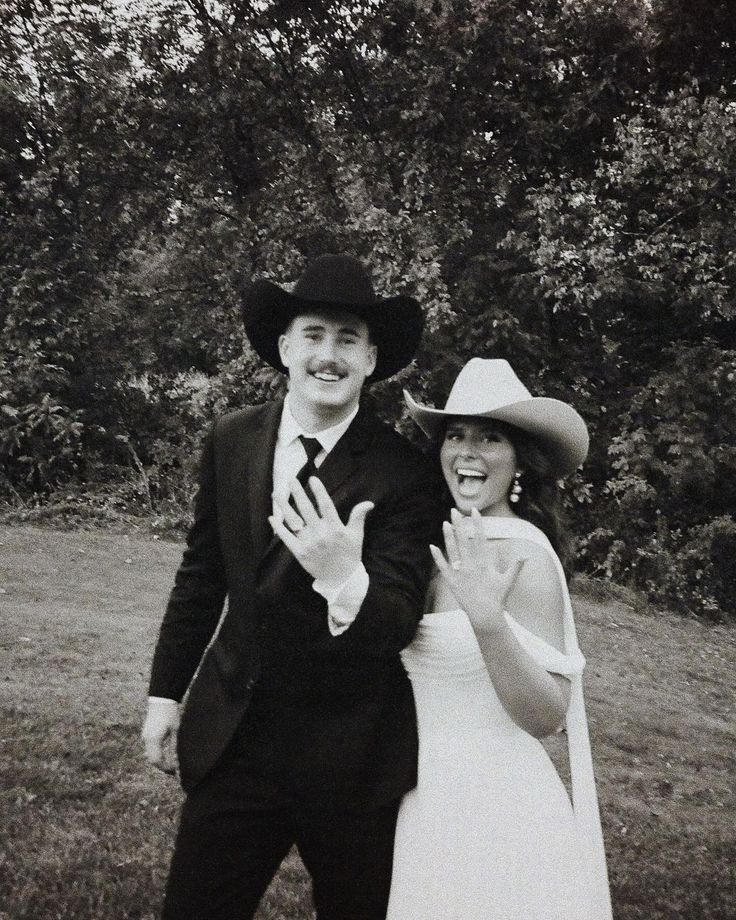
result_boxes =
[504,611,586,677]
[482,516,614,920]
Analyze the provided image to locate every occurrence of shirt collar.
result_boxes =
[279,394,360,454]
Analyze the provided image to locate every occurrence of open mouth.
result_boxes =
[311,370,346,383]
[455,467,487,497]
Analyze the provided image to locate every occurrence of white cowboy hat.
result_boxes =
[404,358,589,477]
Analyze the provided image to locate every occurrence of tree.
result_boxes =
[1,0,734,615]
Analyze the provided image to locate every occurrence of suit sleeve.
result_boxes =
[318,458,440,657]
[148,427,228,701]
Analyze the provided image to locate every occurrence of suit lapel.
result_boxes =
[243,400,282,561]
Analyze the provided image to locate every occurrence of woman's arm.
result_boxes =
[472,614,571,739]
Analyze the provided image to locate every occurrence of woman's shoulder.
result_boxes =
[499,538,562,608]
[482,514,550,545]
[499,536,567,653]
[499,533,558,569]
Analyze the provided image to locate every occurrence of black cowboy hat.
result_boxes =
[241,254,424,382]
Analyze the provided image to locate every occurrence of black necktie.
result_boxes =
[292,435,322,508]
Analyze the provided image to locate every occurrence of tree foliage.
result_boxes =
[1,0,734,617]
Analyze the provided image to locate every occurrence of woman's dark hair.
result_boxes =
[502,422,572,575]
[436,418,572,576]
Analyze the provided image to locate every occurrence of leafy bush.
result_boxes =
[0,392,85,494]
[581,346,736,618]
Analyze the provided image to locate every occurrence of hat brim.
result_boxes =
[242,280,424,382]
[404,390,589,478]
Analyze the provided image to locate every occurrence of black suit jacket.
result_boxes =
[149,399,439,806]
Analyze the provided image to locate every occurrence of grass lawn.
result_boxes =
[1,523,734,919]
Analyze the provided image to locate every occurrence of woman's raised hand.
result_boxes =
[430,507,526,633]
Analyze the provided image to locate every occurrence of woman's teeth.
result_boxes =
[456,468,486,497]
[313,371,342,382]
[457,468,486,481]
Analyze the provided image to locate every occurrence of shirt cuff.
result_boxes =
[147,696,180,716]
[313,564,370,636]
[146,696,180,728]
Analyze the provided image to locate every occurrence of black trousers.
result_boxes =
[161,743,401,920]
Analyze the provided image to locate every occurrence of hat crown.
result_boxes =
[241,253,423,381]
[292,254,377,307]
[444,358,532,414]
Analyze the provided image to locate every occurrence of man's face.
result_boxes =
[278,309,378,418]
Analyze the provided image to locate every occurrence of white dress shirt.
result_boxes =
[272,395,369,635]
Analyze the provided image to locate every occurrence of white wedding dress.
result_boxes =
[386,517,612,920]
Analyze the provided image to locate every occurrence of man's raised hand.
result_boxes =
[270,476,374,589]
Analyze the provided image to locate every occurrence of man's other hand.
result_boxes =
[142,696,180,776]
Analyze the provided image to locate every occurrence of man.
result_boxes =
[142,254,440,919]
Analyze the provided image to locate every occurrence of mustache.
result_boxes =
[308,362,346,376]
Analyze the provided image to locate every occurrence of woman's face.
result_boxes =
[440,418,518,517]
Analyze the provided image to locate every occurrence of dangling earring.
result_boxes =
[509,471,522,503]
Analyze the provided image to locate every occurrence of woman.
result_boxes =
[386,358,613,920]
